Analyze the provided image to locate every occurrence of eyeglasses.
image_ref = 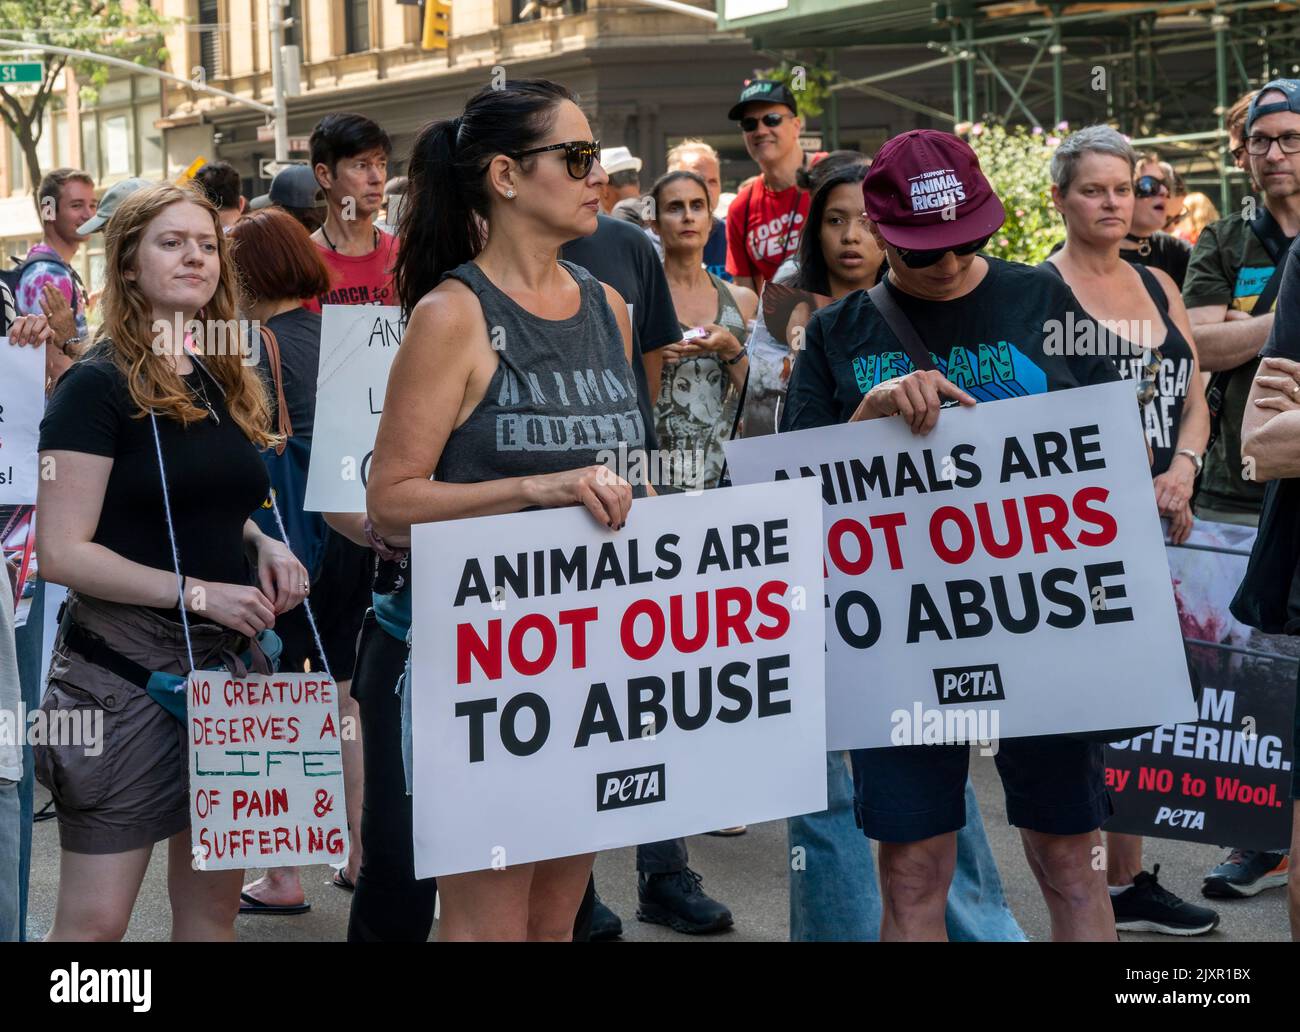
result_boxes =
[1245,132,1300,156]
[740,113,789,133]
[508,139,601,180]
[1134,175,1169,199]
[1135,347,1164,406]
[1230,143,1247,162]
[893,235,991,269]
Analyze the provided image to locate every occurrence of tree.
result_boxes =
[957,120,1073,266]
[0,0,170,216]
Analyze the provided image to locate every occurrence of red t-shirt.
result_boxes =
[303,228,399,311]
[725,178,811,286]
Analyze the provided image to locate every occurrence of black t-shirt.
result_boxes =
[562,214,682,450]
[1260,235,1300,363]
[1122,231,1192,290]
[39,357,270,608]
[259,307,322,441]
[781,256,1119,432]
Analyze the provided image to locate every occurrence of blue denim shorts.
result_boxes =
[850,735,1113,844]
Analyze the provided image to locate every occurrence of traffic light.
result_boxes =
[422,0,450,50]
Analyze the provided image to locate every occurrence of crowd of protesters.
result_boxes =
[2,69,1299,944]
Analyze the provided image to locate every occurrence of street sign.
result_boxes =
[289,135,309,153]
[798,135,823,151]
[0,62,43,85]
[260,158,307,179]
[257,124,275,143]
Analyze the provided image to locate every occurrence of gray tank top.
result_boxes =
[437,259,647,492]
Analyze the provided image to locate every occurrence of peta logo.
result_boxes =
[933,664,1005,705]
[50,963,151,1012]
[596,763,666,811]
[1154,806,1205,830]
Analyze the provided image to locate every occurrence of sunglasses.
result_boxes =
[1134,175,1169,199]
[1135,347,1165,406]
[893,235,991,269]
[740,112,790,133]
[509,139,601,180]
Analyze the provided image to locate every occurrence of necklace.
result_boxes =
[321,222,380,253]
[1125,232,1153,257]
[187,369,220,425]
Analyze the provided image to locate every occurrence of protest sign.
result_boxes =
[1104,520,1297,849]
[188,671,349,870]
[303,305,404,513]
[725,379,1198,749]
[0,338,44,505]
[738,282,832,438]
[409,480,827,878]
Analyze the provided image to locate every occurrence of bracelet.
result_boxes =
[724,344,749,366]
[364,517,405,561]
[59,336,81,355]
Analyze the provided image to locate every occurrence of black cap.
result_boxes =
[1247,78,1300,131]
[728,80,798,122]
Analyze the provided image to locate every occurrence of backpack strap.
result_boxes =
[867,280,937,373]
[260,325,293,455]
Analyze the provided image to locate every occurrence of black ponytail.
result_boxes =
[394,78,578,317]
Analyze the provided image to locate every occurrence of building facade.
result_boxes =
[2,0,934,284]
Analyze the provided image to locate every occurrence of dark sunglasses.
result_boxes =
[509,139,601,180]
[893,235,991,269]
[1135,346,1165,406]
[1134,175,1169,199]
[740,112,789,132]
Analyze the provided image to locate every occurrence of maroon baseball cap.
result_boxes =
[862,129,1005,250]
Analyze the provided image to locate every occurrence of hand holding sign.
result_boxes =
[850,369,977,433]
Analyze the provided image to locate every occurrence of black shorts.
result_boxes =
[276,530,373,682]
[850,735,1113,843]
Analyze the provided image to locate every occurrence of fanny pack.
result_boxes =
[64,620,282,724]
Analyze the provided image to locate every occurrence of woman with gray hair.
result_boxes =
[1044,124,1215,937]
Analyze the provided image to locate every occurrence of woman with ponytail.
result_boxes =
[351,79,644,942]
[33,182,308,940]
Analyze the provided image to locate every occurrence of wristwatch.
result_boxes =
[1175,448,1204,474]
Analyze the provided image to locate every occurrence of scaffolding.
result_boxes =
[728,1,1300,212]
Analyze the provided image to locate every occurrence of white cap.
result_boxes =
[600,146,642,177]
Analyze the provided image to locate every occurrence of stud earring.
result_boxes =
[505,189,516,199]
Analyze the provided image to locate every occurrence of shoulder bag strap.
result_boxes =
[867,280,937,373]
[260,325,292,455]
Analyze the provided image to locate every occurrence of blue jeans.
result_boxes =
[0,782,17,941]
[788,751,1025,941]
[13,578,45,942]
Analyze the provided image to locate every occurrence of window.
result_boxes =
[198,0,222,79]
[284,0,303,49]
[344,0,370,53]
[53,111,68,167]
[512,0,586,21]
[104,114,133,178]
[139,100,163,176]
[81,112,100,181]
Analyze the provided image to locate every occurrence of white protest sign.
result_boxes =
[725,380,1198,750]
[410,480,827,878]
[0,339,44,504]
[303,304,404,512]
[188,670,349,870]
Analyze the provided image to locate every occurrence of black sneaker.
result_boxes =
[589,894,623,941]
[1111,866,1220,936]
[1202,849,1289,899]
[636,868,734,935]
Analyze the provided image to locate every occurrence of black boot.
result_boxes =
[636,868,733,934]
[589,894,623,941]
